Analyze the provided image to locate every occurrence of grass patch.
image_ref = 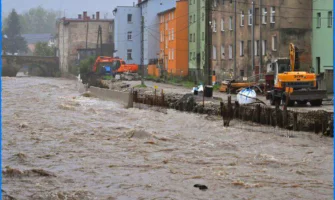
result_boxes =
[182,81,196,88]
[213,84,220,91]
[134,84,147,88]
[103,75,114,80]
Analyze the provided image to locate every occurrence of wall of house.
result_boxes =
[57,17,112,73]
[140,0,175,65]
[312,0,333,73]
[189,0,206,82]
[175,0,189,77]
[113,6,141,65]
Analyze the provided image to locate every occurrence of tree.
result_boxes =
[34,42,55,56]
[3,9,28,54]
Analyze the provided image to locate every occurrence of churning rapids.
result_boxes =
[2,77,333,200]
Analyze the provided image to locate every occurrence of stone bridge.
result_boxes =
[2,55,59,77]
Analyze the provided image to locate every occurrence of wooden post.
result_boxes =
[283,94,289,128]
[256,104,261,123]
[234,101,239,118]
[228,95,232,119]
[220,102,224,126]
[293,112,298,131]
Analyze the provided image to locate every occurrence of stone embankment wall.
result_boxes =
[132,90,334,137]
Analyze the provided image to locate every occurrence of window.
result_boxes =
[172,12,174,20]
[317,12,321,28]
[213,20,217,32]
[165,39,168,48]
[213,0,217,7]
[221,19,224,31]
[328,11,333,27]
[127,49,132,60]
[190,34,193,42]
[168,30,171,41]
[193,14,196,23]
[262,40,267,56]
[270,7,275,23]
[247,40,251,56]
[262,8,267,24]
[272,35,277,51]
[190,15,192,25]
[254,40,259,56]
[127,31,132,40]
[240,41,244,56]
[193,33,195,42]
[202,32,204,40]
[172,28,174,40]
[229,16,233,30]
[190,52,192,60]
[168,13,170,21]
[213,45,217,60]
[240,11,244,26]
[172,49,174,60]
[127,14,132,23]
[202,12,205,21]
[229,45,233,59]
[221,45,225,59]
[248,9,253,26]
[240,70,244,77]
[168,49,171,60]
[165,22,168,30]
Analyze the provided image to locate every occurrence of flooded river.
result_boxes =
[2,77,333,200]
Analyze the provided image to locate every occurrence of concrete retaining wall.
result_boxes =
[77,80,133,108]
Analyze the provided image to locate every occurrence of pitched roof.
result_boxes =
[22,34,53,44]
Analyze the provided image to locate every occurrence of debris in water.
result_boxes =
[122,130,153,139]
[82,92,94,97]
[194,184,208,191]
[18,122,28,128]
[2,167,56,177]
[58,104,76,111]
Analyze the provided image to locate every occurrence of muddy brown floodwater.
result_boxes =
[2,77,334,200]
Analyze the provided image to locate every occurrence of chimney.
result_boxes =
[96,12,100,20]
[92,14,95,20]
[83,11,87,20]
[78,14,82,19]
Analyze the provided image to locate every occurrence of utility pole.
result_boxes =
[141,16,144,85]
[252,1,255,76]
[233,0,237,79]
[259,0,262,82]
[96,26,103,56]
[205,0,212,86]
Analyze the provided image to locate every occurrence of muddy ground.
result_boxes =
[2,77,334,200]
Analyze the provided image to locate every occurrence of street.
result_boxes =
[2,77,334,200]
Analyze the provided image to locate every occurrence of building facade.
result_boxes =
[211,0,313,82]
[312,0,333,74]
[188,0,206,82]
[113,6,141,65]
[158,0,189,77]
[56,11,113,73]
[138,0,176,66]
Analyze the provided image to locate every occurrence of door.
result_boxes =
[316,57,321,74]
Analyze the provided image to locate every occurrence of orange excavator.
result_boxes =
[265,43,327,106]
[92,56,138,76]
[82,56,139,88]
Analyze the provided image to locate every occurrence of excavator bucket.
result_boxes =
[288,89,327,101]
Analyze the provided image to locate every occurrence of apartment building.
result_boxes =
[113,6,141,64]
[211,0,313,81]
[158,0,188,77]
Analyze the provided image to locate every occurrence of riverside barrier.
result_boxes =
[76,80,133,108]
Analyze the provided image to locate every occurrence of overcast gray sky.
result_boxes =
[2,0,136,18]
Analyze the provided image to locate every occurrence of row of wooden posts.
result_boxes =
[132,89,332,135]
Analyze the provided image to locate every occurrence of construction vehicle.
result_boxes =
[265,43,327,106]
[81,56,139,88]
